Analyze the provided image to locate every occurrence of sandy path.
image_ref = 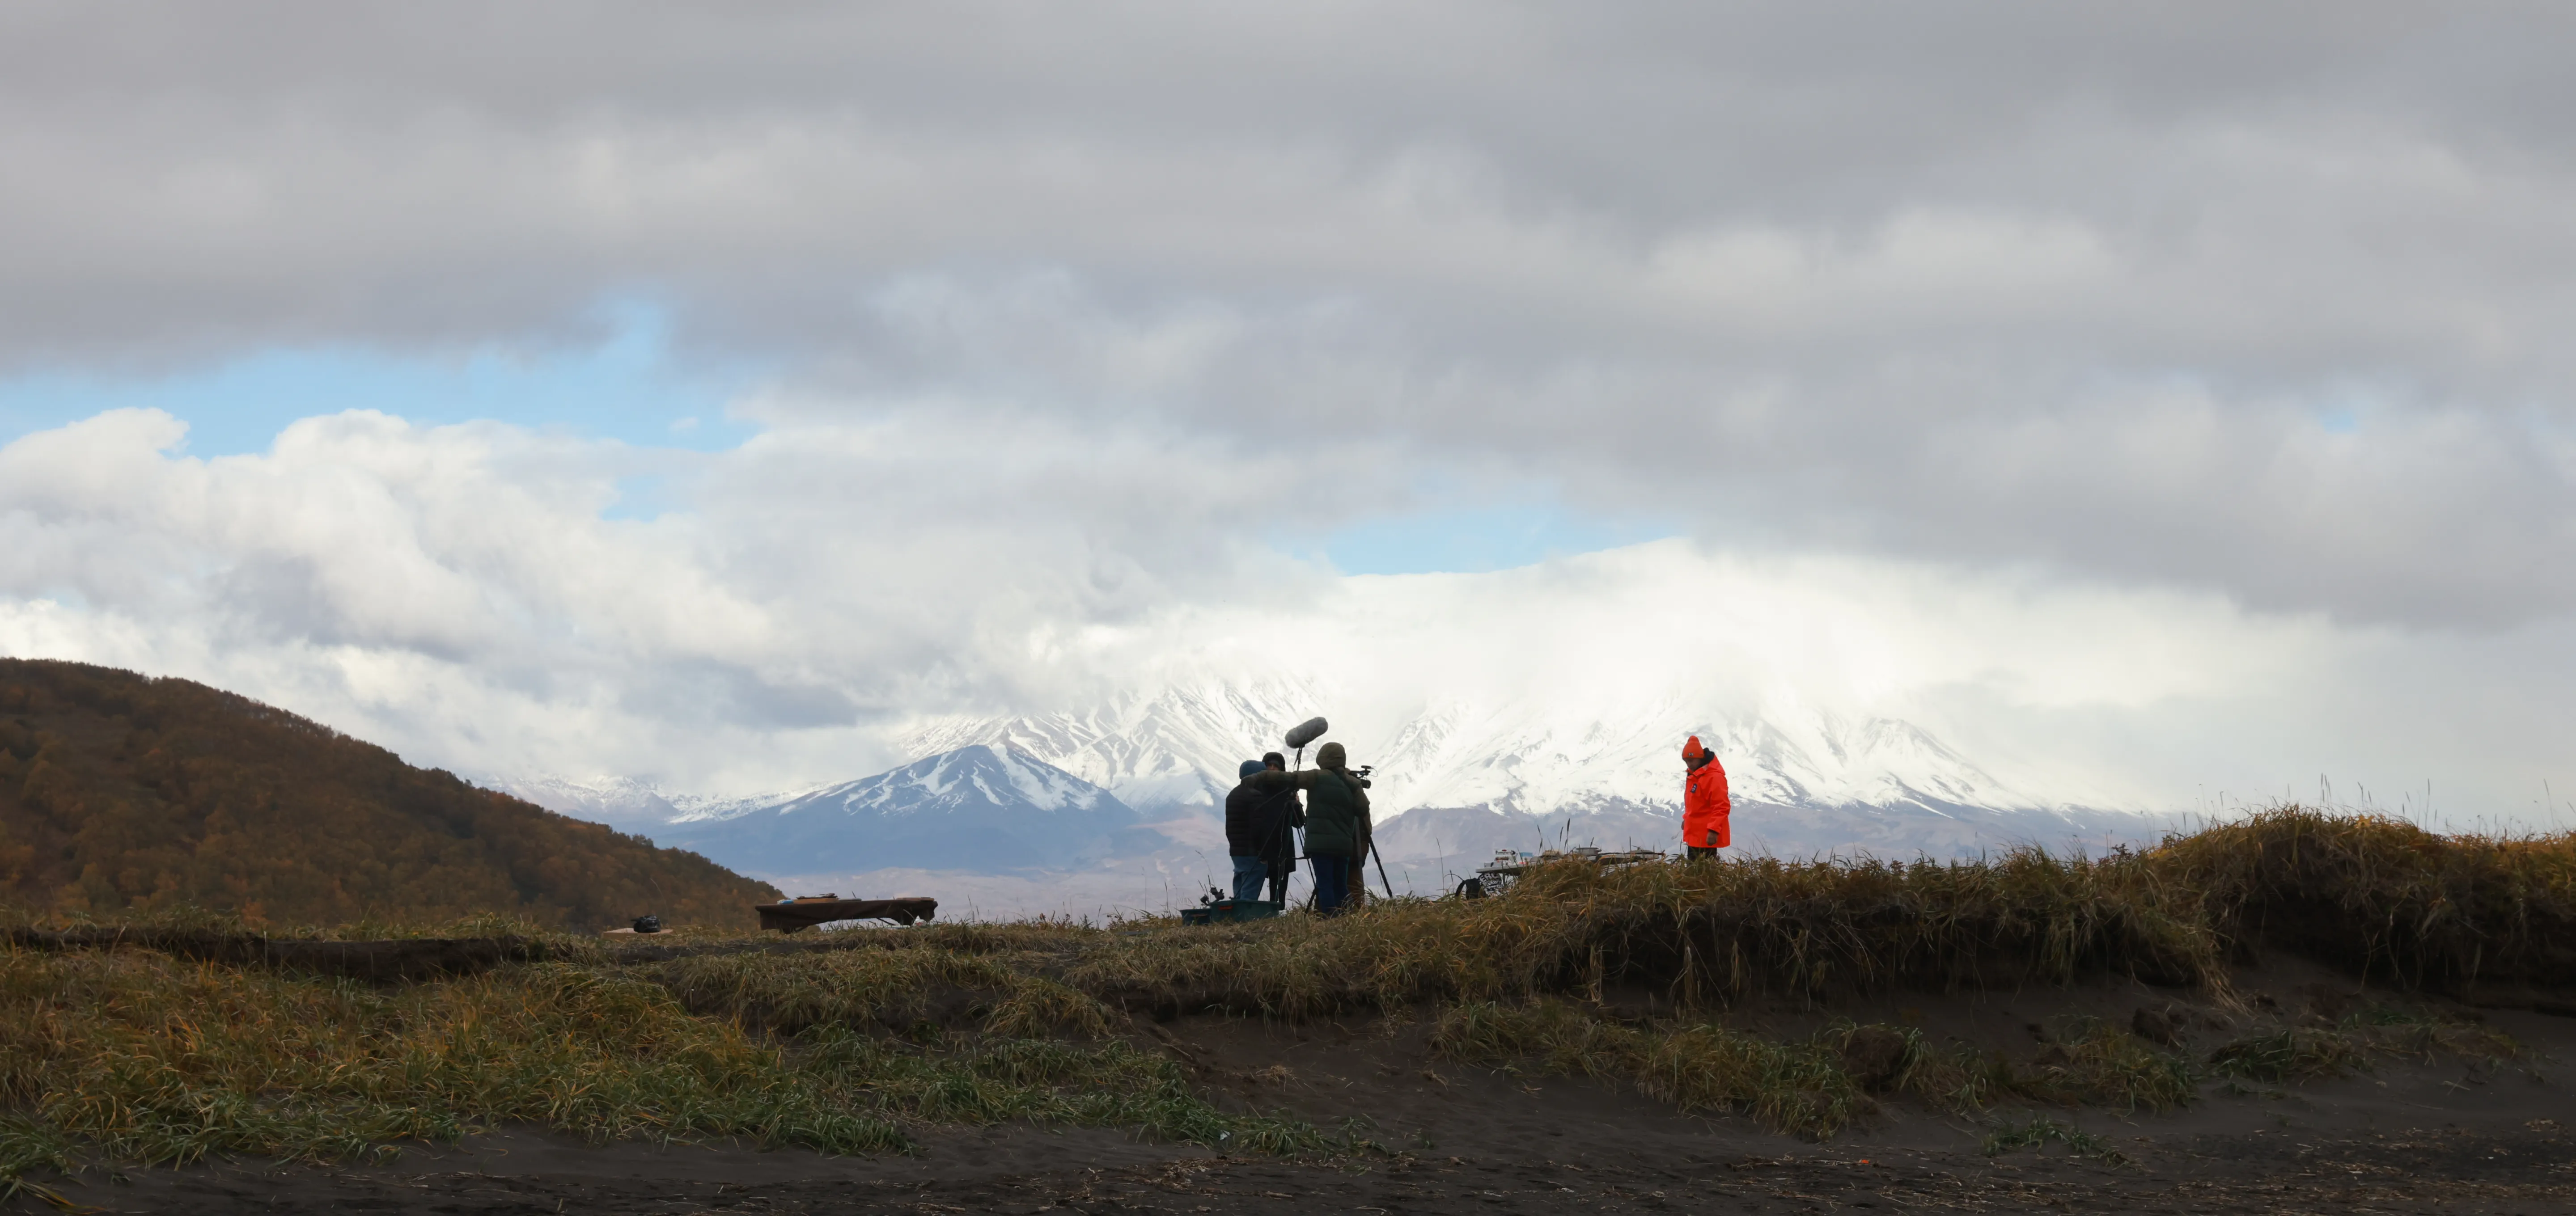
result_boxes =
[61,1123,2576,1215]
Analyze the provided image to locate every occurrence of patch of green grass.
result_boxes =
[0,947,1335,1191]
[2019,1017,2197,1113]
[2208,1027,2369,1083]
[2341,1003,2521,1064]
[2206,1003,2518,1085]
[1431,1000,1873,1139]
[1436,1004,2205,1135]
[0,1115,72,1202]
[1983,1114,2129,1165]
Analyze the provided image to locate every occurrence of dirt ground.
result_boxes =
[42,965,2576,1214]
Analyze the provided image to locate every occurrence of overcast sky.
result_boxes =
[0,2,2570,822]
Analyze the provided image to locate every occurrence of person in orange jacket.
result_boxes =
[1682,735,1730,858]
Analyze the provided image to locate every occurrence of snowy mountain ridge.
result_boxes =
[742,744,1128,823]
[483,773,793,831]
[652,744,1154,874]
[898,677,1331,814]
[894,679,2068,821]
[494,701,2172,910]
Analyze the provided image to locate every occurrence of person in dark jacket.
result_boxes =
[1223,753,1302,902]
[1254,751,1298,901]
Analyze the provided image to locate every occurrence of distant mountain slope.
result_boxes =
[897,677,2098,823]
[1373,798,2178,873]
[0,659,778,929]
[486,774,686,831]
[1361,702,2051,817]
[656,745,1153,875]
[486,774,793,833]
[900,679,1323,815]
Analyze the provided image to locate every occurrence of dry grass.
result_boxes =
[651,943,1031,1033]
[0,943,1338,1192]
[0,806,2563,1182]
[1069,806,2576,1018]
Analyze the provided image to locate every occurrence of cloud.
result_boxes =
[8,2,2569,625]
[4,409,2569,824]
[0,407,1335,786]
[0,3,2570,817]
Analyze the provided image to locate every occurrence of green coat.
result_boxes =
[1247,768,1373,858]
[1294,768,1369,858]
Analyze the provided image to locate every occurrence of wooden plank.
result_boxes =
[754,897,939,933]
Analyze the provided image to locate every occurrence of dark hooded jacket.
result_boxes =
[1224,766,1304,865]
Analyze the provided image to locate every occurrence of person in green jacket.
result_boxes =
[1297,741,1370,915]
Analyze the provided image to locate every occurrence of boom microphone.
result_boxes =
[1284,717,1329,750]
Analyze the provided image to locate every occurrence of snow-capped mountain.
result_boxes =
[1361,702,2047,817]
[899,677,1329,814]
[652,745,1154,874]
[484,774,686,829]
[504,679,2170,893]
[887,680,2179,865]
[898,680,2061,822]
[485,774,800,831]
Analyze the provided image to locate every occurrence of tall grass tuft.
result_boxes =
[2155,810,2576,988]
[1072,806,2576,1016]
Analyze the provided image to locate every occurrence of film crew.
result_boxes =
[1224,752,1302,903]
[1682,734,1731,858]
[1253,718,1378,913]
[1295,741,1370,915]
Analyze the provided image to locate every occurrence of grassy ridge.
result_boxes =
[1065,806,2576,1016]
[0,807,2561,1191]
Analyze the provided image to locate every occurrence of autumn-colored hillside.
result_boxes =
[0,659,779,930]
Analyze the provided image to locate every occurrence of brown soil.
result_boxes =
[39,961,2576,1214]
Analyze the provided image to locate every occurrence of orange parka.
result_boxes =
[1682,735,1730,849]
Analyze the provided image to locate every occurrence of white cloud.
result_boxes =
[1,4,2572,627]
[4,410,2568,825]
[0,408,1323,786]
[0,3,2569,825]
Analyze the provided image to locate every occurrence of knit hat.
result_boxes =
[1317,741,1347,770]
[1239,759,1266,779]
[1683,735,1707,761]
[1262,752,1286,770]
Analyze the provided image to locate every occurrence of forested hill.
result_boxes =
[0,659,780,930]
